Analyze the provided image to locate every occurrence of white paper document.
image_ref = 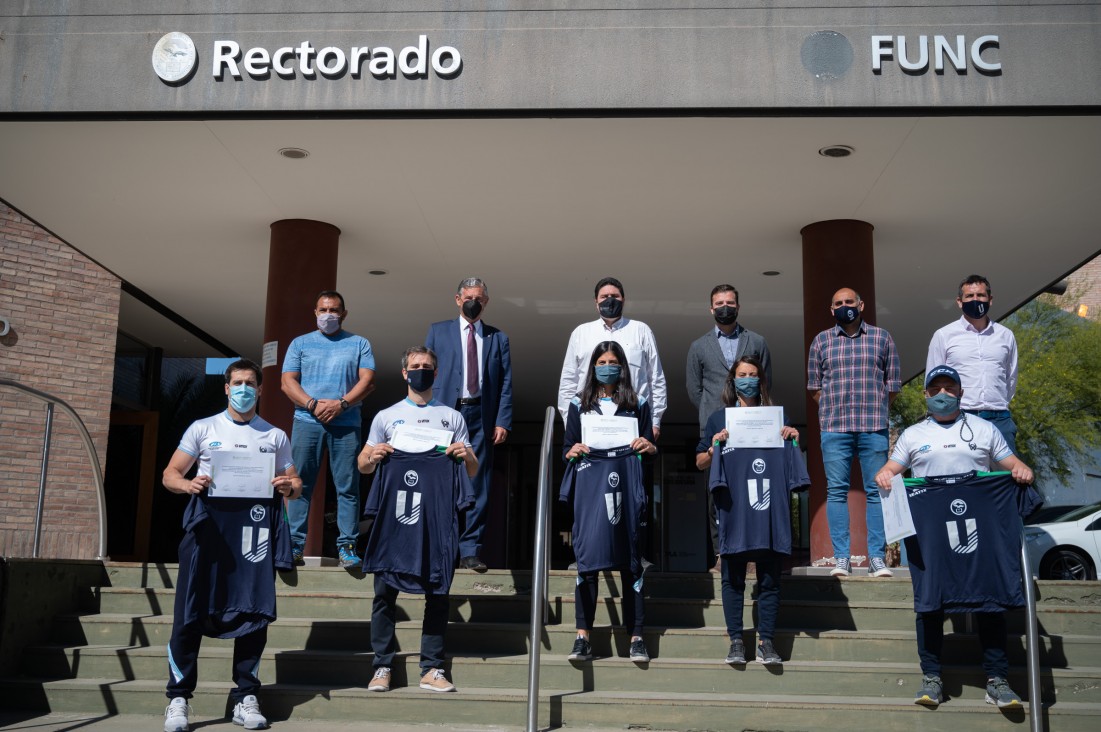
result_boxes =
[208,450,275,499]
[880,474,917,543]
[724,406,784,448]
[580,414,639,449]
[390,425,454,453]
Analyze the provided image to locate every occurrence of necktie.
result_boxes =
[466,324,479,397]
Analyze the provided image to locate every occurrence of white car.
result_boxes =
[1024,502,1101,580]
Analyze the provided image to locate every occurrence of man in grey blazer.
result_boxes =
[686,284,773,569]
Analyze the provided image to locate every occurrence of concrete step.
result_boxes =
[19,643,1101,704]
[3,678,1101,731]
[48,612,1101,668]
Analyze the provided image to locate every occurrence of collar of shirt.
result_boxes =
[597,316,629,333]
[832,320,868,338]
[714,323,744,339]
[403,397,440,408]
[458,317,484,336]
[959,314,994,335]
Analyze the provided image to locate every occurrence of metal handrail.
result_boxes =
[1020,528,1042,731]
[0,378,108,559]
[525,406,556,732]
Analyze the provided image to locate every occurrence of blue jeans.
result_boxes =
[287,420,362,550]
[821,429,888,561]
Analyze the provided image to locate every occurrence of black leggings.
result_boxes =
[575,568,645,636]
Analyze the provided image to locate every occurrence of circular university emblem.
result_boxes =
[250,505,267,523]
[751,458,767,475]
[950,499,968,516]
[608,472,620,488]
[404,470,419,487]
[152,32,197,83]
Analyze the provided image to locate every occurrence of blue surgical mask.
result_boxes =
[833,305,860,325]
[595,365,622,384]
[229,384,258,413]
[926,392,960,417]
[317,312,341,335]
[734,377,760,398]
[407,368,435,392]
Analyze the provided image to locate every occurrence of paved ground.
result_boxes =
[0,712,630,732]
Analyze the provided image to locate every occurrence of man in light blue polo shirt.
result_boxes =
[281,290,376,567]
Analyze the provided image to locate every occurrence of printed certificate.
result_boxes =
[209,450,275,499]
[390,425,454,453]
[581,414,639,449]
[880,474,917,543]
[725,406,784,448]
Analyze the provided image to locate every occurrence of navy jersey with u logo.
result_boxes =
[707,442,810,555]
[559,447,647,574]
[904,473,1042,613]
[174,493,292,639]
[362,449,475,594]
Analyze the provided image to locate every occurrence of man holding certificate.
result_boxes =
[695,355,803,667]
[562,341,657,664]
[356,346,477,694]
[161,359,302,732]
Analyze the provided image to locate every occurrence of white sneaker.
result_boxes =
[164,697,190,732]
[232,694,269,729]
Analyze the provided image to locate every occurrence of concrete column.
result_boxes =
[801,219,878,569]
[259,219,341,558]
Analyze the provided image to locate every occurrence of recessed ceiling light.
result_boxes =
[368,270,387,276]
[278,147,309,159]
[818,145,854,158]
[762,270,782,276]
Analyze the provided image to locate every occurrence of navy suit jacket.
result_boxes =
[426,318,513,434]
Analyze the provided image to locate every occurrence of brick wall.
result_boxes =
[0,200,120,559]
[1066,253,1101,319]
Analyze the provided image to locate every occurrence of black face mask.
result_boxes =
[598,296,623,319]
[462,299,483,320]
[713,305,738,326]
[960,300,989,320]
[833,305,860,325]
[407,368,435,392]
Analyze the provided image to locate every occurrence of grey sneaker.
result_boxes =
[231,694,268,729]
[629,638,650,662]
[756,639,782,665]
[164,697,190,732]
[985,677,1022,708]
[568,635,592,661]
[725,638,746,664]
[914,674,943,707]
[830,557,851,577]
[869,557,893,577]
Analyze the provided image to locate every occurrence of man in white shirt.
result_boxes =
[926,275,1018,451]
[557,277,667,439]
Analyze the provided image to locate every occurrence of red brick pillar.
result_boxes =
[801,220,878,569]
[260,219,341,558]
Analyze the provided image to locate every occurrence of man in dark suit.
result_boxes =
[426,277,513,571]
[686,283,772,570]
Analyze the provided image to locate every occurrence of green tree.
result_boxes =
[890,292,1101,483]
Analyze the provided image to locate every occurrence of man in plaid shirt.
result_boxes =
[807,287,901,578]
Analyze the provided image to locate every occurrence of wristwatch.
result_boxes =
[339,398,350,411]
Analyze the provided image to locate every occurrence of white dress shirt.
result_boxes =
[457,317,484,399]
[926,316,1018,411]
[557,317,667,427]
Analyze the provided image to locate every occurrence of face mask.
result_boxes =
[961,300,989,320]
[598,297,623,319]
[734,377,760,398]
[407,368,435,392]
[594,365,622,384]
[713,305,738,326]
[926,392,960,417]
[833,305,860,325]
[462,299,483,320]
[317,312,341,335]
[229,384,258,413]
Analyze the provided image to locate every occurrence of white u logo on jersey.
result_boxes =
[946,518,978,554]
[746,479,771,511]
[605,492,622,525]
[241,527,270,563]
[396,489,422,525]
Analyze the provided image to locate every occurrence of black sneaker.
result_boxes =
[725,638,746,664]
[756,639,782,665]
[985,676,1022,708]
[459,555,488,572]
[568,636,592,661]
[914,674,943,707]
[629,638,649,662]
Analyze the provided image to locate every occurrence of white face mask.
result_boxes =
[317,312,341,334]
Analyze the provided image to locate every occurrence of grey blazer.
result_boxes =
[685,325,773,434]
